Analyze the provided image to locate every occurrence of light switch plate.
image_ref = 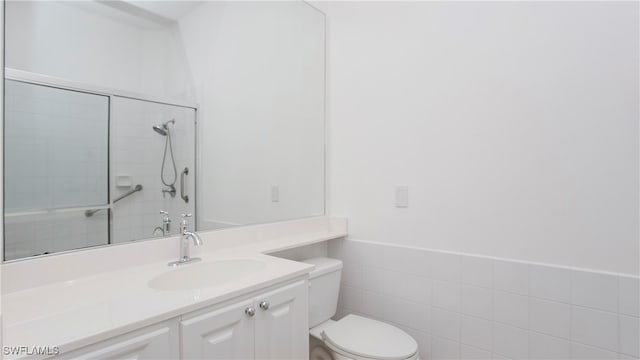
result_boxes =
[395,186,408,208]
[271,185,279,202]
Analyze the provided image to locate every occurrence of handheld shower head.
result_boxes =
[152,125,167,136]
[152,119,175,136]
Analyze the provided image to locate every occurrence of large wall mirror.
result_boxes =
[3,1,325,261]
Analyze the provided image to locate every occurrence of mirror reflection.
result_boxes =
[3,1,325,261]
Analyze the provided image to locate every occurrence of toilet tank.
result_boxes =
[302,257,343,328]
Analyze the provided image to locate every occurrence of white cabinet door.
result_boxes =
[254,280,309,360]
[58,320,179,360]
[181,299,255,360]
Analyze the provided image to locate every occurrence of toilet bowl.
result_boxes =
[303,257,420,360]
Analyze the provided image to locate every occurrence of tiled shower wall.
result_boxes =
[110,97,195,243]
[328,239,640,360]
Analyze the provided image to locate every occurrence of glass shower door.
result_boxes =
[3,79,110,260]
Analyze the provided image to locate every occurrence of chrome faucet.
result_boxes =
[168,213,202,266]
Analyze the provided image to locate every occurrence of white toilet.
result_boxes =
[303,257,420,360]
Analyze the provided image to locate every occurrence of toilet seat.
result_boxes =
[321,315,418,360]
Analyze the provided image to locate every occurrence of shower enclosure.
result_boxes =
[3,73,197,260]
[110,96,196,244]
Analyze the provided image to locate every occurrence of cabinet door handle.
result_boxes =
[259,301,270,310]
[245,307,255,317]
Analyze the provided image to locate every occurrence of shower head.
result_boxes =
[152,125,167,136]
[152,119,175,136]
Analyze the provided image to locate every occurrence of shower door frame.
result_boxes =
[3,67,198,259]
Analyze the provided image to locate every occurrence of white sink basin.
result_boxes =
[148,259,267,291]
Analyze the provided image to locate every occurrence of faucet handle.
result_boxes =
[160,210,169,215]
[181,213,192,228]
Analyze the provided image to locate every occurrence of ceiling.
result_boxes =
[94,0,203,28]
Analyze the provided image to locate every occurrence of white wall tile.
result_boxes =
[382,269,408,297]
[494,290,529,328]
[461,256,493,288]
[461,284,493,320]
[429,252,462,283]
[572,271,618,313]
[529,332,571,360]
[382,297,430,333]
[571,342,618,360]
[360,266,389,294]
[404,274,432,305]
[383,270,431,304]
[383,245,427,275]
[352,241,386,268]
[493,323,529,360]
[529,264,572,303]
[571,306,618,352]
[341,262,361,287]
[619,315,640,358]
[461,315,493,351]
[460,344,492,360]
[432,336,461,360]
[382,296,422,329]
[433,280,462,312]
[432,307,461,342]
[619,276,639,317]
[341,285,361,310]
[494,260,529,295]
[414,304,431,333]
[358,289,385,318]
[529,298,571,339]
[334,241,632,360]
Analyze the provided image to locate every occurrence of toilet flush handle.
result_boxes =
[259,301,270,310]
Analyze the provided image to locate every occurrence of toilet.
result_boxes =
[303,257,420,360]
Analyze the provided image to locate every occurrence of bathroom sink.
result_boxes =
[148,259,267,291]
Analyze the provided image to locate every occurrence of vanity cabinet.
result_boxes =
[181,299,255,359]
[57,320,179,359]
[52,279,308,360]
[181,280,309,360]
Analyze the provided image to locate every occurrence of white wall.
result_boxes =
[1,0,5,350]
[327,1,639,275]
[176,2,325,229]
[5,1,190,100]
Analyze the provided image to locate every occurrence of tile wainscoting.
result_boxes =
[328,239,639,360]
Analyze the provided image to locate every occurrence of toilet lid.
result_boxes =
[322,315,418,360]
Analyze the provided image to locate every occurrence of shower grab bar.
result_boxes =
[85,184,143,217]
[181,167,189,203]
[113,184,143,203]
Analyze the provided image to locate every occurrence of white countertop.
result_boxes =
[1,217,347,359]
